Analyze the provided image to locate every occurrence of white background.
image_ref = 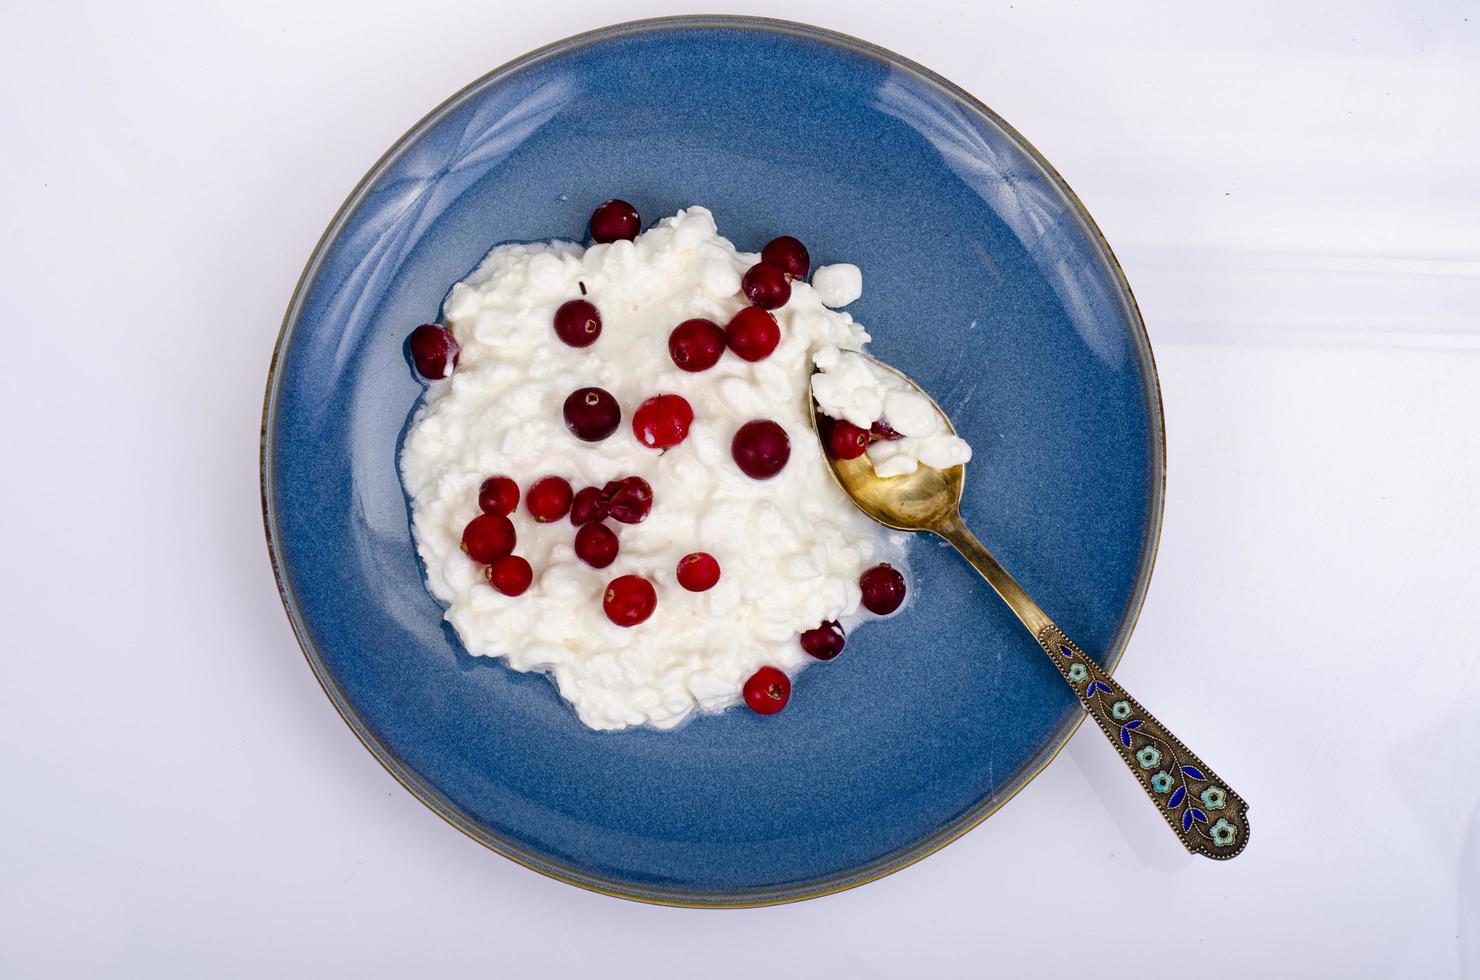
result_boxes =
[2,1,1477,977]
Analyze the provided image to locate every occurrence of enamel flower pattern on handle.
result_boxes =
[1037,626,1250,859]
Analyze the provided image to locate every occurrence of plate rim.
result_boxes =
[260,13,1165,908]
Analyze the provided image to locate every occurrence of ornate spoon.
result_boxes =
[811,355,1249,859]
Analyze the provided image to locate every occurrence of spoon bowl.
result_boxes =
[810,354,965,533]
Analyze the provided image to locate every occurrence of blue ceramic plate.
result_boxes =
[262,16,1162,906]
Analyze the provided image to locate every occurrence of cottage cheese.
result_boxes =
[812,263,863,308]
[811,346,973,477]
[401,208,905,730]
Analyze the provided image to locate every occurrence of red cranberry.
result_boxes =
[486,555,533,596]
[460,513,516,564]
[668,318,726,372]
[725,307,780,362]
[760,236,810,280]
[563,387,621,442]
[676,552,720,591]
[731,419,790,479]
[589,199,640,243]
[603,575,657,627]
[526,476,573,523]
[742,263,791,310]
[574,523,619,569]
[570,486,606,525]
[477,476,519,515]
[826,419,871,460]
[599,476,653,524]
[408,324,459,379]
[554,299,602,348]
[871,419,904,441]
[632,394,694,450]
[800,621,846,660]
[743,667,791,715]
[860,563,907,615]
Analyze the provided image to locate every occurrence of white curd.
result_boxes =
[401,208,906,731]
[811,346,973,478]
[811,263,863,308]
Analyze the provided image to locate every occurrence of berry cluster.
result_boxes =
[463,470,715,628]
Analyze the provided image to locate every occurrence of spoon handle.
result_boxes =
[936,517,1249,859]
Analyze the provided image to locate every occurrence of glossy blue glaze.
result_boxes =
[263,17,1162,905]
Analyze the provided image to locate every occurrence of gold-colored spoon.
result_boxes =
[811,354,1249,859]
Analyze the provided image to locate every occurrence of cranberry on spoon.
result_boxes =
[870,419,904,441]
[826,419,871,460]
